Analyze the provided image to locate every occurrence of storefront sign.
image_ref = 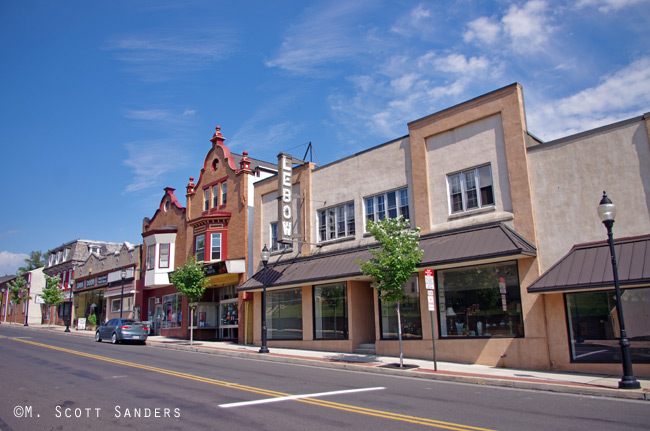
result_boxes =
[204,261,227,277]
[86,278,95,288]
[77,318,86,330]
[96,274,108,285]
[277,153,293,244]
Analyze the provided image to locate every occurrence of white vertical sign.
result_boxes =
[277,154,293,244]
[424,269,435,311]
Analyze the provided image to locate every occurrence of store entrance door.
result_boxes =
[154,304,163,335]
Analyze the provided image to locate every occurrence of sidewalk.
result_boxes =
[6,322,650,401]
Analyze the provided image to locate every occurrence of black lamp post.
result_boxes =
[23,281,30,326]
[259,244,270,354]
[597,191,641,390]
[65,278,73,332]
[120,269,127,319]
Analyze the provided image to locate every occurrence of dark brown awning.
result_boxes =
[527,234,650,294]
[239,223,536,291]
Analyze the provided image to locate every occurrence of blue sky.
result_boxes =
[1,0,649,274]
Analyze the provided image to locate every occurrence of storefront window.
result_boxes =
[191,303,218,328]
[314,283,348,340]
[437,261,523,338]
[162,293,182,328]
[565,288,650,363]
[379,276,422,340]
[266,288,302,340]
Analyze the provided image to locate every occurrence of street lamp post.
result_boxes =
[24,281,30,326]
[120,269,127,319]
[597,191,641,390]
[65,278,73,332]
[259,245,270,354]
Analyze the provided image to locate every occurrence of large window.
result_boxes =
[210,233,222,261]
[204,189,210,211]
[162,293,182,329]
[195,234,205,262]
[379,276,422,340]
[365,188,409,227]
[314,283,348,340]
[111,297,133,313]
[212,185,219,208]
[266,288,302,340]
[146,244,155,270]
[221,182,227,205]
[447,165,494,214]
[159,243,170,268]
[565,288,650,363]
[318,202,355,242]
[437,261,523,338]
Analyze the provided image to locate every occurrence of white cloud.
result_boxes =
[575,0,649,12]
[463,1,555,53]
[0,230,19,241]
[265,1,376,75]
[123,138,191,193]
[390,4,435,39]
[527,57,650,140]
[107,29,237,81]
[0,251,28,276]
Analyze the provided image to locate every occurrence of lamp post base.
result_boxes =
[258,346,270,354]
[618,377,641,390]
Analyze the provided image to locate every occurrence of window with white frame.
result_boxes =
[212,185,219,208]
[365,188,409,226]
[111,297,133,313]
[447,165,494,214]
[204,189,210,211]
[147,244,155,270]
[318,202,355,242]
[221,182,227,205]
[210,233,222,261]
[159,243,170,268]
[195,234,205,262]
[270,222,291,251]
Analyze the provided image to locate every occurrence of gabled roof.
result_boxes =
[528,234,650,293]
[239,223,536,291]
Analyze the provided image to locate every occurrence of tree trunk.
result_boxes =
[190,306,194,346]
[396,299,403,368]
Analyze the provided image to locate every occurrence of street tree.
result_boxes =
[8,275,29,324]
[40,274,64,328]
[169,256,207,345]
[357,216,423,367]
[18,251,46,273]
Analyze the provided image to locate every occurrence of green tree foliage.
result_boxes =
[40,274,64,328]
[18,251,46,273]
[169,256,207,345]
[8,276,29,324]
[357,216,423,367]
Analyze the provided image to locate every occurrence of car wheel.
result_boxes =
[95,331,102,342]
[111,333,118,344]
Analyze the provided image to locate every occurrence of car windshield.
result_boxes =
[121,319,138,324]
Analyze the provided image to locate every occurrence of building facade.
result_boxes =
[240,84,650,376]
[43,240,122,326]
[74,242,141,328]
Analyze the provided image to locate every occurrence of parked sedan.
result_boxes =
[95,318,149,345]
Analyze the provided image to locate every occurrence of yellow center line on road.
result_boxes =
[13,338,498,431]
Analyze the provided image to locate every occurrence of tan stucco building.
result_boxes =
[240,84,650,376]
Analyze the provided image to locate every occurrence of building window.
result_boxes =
[212,185,219,208]
[379,276,422,340]
[204,189,210,211]
[365,188,409,227]
[221,182,227,205]
[270,223,290,251]
[318,202,355,242]
[195,234,205,262]
[111,297,133,313]
[162,293,182,328]
[447,165,494,214]
[314,283,348,340]
[159,243,170,268]
[565,288,650,363]
[437,261,523,338]
[146,244,155,270]
[266,288,302,340]
[210,233,222,261]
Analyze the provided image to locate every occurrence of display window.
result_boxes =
[379,276,422,340]
[314,283,348,340]
[266,288,302,340]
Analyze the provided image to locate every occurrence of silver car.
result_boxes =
[95,318,148,345]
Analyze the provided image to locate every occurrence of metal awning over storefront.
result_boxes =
[239,223,536,292]
[528,234,650,294]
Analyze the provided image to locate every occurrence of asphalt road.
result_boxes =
[0,325,648,431]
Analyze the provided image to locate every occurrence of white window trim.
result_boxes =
[446,164,494,215]
[364,187,410,231]
[318,202,355,242]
